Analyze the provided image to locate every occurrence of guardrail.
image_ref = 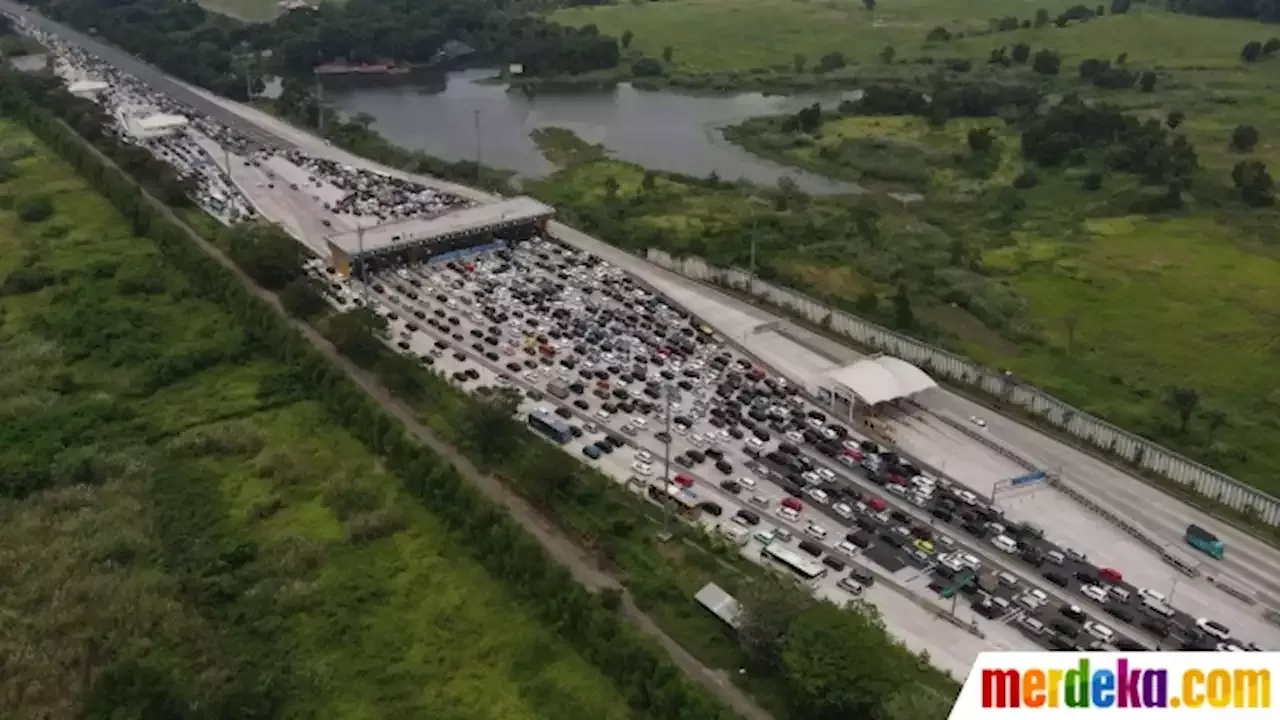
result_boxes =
[644,249,1280,529]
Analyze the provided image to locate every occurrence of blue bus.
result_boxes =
[528,409,572,444]
[1185,524,1225,560]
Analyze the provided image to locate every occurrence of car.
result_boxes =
[698,501,723,517]
[719,480,742,494]
[1020,616,1047,636]
[1081,584,1109,603]
[835,540,859,557]
[634,450,654,464]
[1084,621,1115,643]
[804,522,828,539]
[837,576,864,596]
[990,534,1019,554]
[737,476,758,490]
[630,461,653,476]
[1060,604,1088,623]
[1196,618,1232,641]
[1018,589,1049,610]
[733,509,760,526]
[582,445,602,460]
[1043,570,1070,587]
[969,415,987,428]
[822,556,846,572]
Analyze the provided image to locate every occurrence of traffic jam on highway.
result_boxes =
[309,239,1268,657]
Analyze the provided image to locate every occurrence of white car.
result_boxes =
[747,436,765,449]
[1084,621,1115,643]
[804,522,828,539]
[1020,616,1046,635]
[630,462,653,476]
[838,577,865,596]
[836,540,859,557]
[1018,589,1049,610]
[817,468,836,482]
[969,415,987,428]
[833,502,854,519]
[778,506,801,522]
[991,535,1019,554]
[596,409,612,421]
[885,483,907,497]
[1081,584,1109,603]
[785,431,804,443]
[805,488,830,505]
[634,450,653,464]
[1197,618,1232,641]
[737,476,758,490]
[1138,588,1167,605]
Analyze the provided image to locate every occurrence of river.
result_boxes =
[328,69,861,195]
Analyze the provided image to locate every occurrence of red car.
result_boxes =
[868,497,887,512]
[673,473,695,489]
[1100,567,1124,584]
[781,497,804,512]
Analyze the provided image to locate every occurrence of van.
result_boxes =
[1143,598,1176,618]
[718,524,749,546]
[798,540,823,557]
[991,535,1019,554]
[778,506,801,522]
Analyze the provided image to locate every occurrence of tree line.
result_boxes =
[1168,0,1280,22]
[23,0,621,100]
[0,69,729,720]
[2,69,960,720]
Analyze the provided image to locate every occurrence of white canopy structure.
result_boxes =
[824,355,937,407]
[67,79,108,97]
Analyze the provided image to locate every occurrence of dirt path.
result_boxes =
[69,129,774,720]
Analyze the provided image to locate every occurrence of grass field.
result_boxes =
[0,119,642,719]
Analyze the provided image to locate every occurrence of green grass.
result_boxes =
[0,119,641,720]
[197,0,282,23]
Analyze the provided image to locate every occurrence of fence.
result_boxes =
[645,249,1280,528]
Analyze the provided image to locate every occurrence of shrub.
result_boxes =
[18,194,53,222]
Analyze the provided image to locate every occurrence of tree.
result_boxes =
[1110,0,1132,13]
[1013,168,1040,188]
[631,58,664,76]
[793,53,807,72]
[1083,171,1104,190]
[279,276,329,319]
[881,683,953,720]
[621,29,634,49]
[1168,386,1200,433]
[1139,71,1157,92]
[1231,124,1260,152]
[1032,49,1061,75]
[18,194,53,222]
[227,223,304,290]
[1011,43,1031,64]
[863,0,877,9]
[782,604,909,720]
[1079,58,1107,79]
[1167,110,1185,129]
[736,576,813,672]
[1116,52,1128,65]
[892,284,914,329]
[1242,41,1263,62]
[325,309,387,367]
[662,45,673,63]
[1203,409,1228,441]
[854,290,879,314]
[1034,8,1051,26]
[990,45,1010,64]
[603,175,619,199]
[926,26,952,43]
[879,45,896,64]
[1265,38,1280,55]
[967,127,995,153]
[1231,160,1275,206]
[468,388,523,460]
[640,171,656,191]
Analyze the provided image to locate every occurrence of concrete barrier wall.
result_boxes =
[646,249,1280,528]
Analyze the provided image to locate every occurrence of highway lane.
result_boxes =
[17,0,1280,645]
[325,266,1031,675]
[354,248,1210,651]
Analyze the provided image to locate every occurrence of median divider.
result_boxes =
[1203,575,1258,606]
[916,402,1039,472]
[1263,608,1280,628]
[1043,475,1191,569]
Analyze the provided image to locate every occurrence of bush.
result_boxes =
[1083,171,1104,190]
[1013,169,1040,189]
[18,194,53,222]
[1231,124,1260,152]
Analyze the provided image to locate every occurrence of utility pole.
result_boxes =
[748,203,758,278]
[357,223,369,304]
[473,109,483,183]
[658,381,678,540]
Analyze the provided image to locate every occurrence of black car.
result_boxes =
[734,510,760,526]
[822,556,846,571]
[719,480,742,494]
[798,540,823,557]
[848,566,875,587]
[699,502,723,517]
[1043,570,1070,587]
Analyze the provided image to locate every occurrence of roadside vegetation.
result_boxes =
[2,71,959,720]
[0,110,661,719]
